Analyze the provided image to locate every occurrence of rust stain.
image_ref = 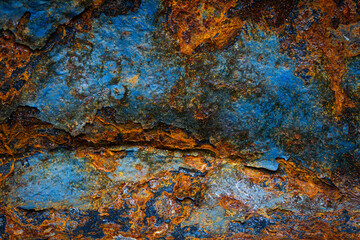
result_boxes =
[76,148,125,173]
[166,0,244,55]
[0,106,70,159]
[288,0,360,115]
[167,0,360,115]
[1,0,360,239]
[0,30,38,104]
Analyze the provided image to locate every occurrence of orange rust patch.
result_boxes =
[173,172,204,200]
[76,148,125,172]
[5,208,73,240]
[183,153,211,172]
[242,158,343,201]
[155,192,183,220]
[219,195,250,211]
[277,158,342,199]
[84,113,215,152]
[0,107,70,157]
[166,0,360,115]
[166,0,244,55]
[0,30,38,104]
[288,0,360,115]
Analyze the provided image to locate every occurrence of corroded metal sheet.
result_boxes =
[0,0,360,239]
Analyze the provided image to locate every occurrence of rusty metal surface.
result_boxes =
[0,0,360,239]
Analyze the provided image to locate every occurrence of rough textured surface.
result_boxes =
[1,0,360,239]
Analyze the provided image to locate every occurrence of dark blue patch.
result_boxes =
[333,0,345,7]
[96,0,142,17]
[13,80,26,91]
[73,210,105,239]
[295,68,312,83]
[144,199,164,228]
[15,208,51,226]
[336,210,360,234]
[0,83,10,94]
[0,160,12,175]
[172,224,210,239]
[102,207,131,232]
[115,133,123,141]
[176,167,207,177]
[228,215,273,235]
[342,210,350,224]
[0,214,6,236]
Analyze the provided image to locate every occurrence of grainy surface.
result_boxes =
[0,0,360,239]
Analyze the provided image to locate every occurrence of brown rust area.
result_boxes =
[2,161,358,239]
[276,158,342,199]
[218,195,251,216]
[0,107,71,183]
[165,0,299,55]
[228,210,360,239]
[243,158,343,201]
[155,191,183,221]
[173,172,205,200]
[107,172,202,239]
[0,0,143,106]
[286,0,360,115]
[0,30,38,104]
[84,114,198,150]
[166,0,244,55]
[85,108,256,159]
[76,148,126,173]
[183,153,212,172]
[0,1,359,237]
[261,210,360,239]
[0,106,219,184]
[166,0,360,115]
[0,106,71,157]
[81,107,218,153]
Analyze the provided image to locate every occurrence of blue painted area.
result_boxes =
[90,0,184,100]
[172,224,210,239]
[246,141,287,171]
[102,208,131,232]
[25,0,185,133]
[0,1,27,27]
[15,208,50,226]
[219,31,323,136]
[6,151,105,210]
[342,56,360,159]
[73,210,105,239]
[228,215,273,235]
[145,198,166,228]
[343,56,360,101]
[0,0,89,49]
[337,210,360,234]
[208,28,357,168]
[0,160,13,176]
[248,159,279,171]
[1,0,359,238]
[105,147,204,182]
[20,0,358,171]
[0,214,6,236]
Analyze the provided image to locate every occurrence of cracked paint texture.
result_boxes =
[1,0,360,239]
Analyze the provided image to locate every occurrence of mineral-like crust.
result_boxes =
[1,0,360,239]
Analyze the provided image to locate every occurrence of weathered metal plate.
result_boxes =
[1,0,360,239]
